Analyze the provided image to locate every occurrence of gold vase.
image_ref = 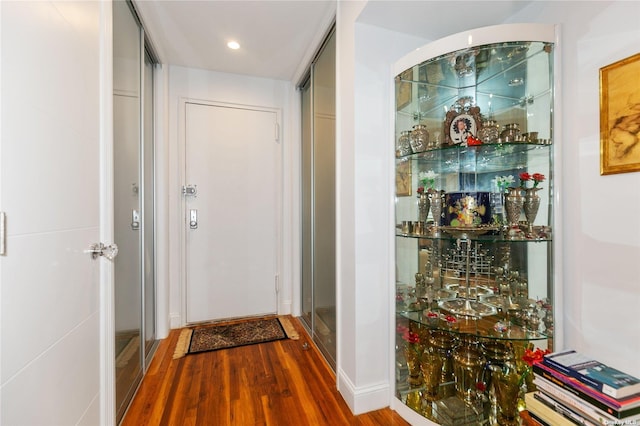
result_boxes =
[452,344,486,404]
[482,341,515,424]
[428,331,456,397]
[420,350,443,400]
[403,344,423,387]
[493,363,521,426]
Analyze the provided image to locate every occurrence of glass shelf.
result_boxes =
[395,143,552,175]
[395,230,552,243]
[401,310,549,342]
[396,41,553,120]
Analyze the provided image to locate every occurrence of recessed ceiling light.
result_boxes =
[227,41,240,50]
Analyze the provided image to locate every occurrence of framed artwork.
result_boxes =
[600,52,640,175]
[449,113,478,145]
[396,159,412,196]
[443,98,482,146]
[396,69,413,111]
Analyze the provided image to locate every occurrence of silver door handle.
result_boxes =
[85,243,119,261]
[190,209,198,229]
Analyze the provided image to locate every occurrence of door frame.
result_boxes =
[177,97,283,325]
[99,1,116,425]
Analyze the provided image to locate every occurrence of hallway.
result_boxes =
[121,317,409,425]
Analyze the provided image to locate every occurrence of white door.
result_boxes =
[1,2,109,425]
[184,102,280,323]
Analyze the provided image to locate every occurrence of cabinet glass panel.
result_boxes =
[394,38,555,423]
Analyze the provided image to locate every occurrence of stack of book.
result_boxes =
[526,349,640,425]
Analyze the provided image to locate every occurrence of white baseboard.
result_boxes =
[278,299,292,316]
[169,312,182,329]
[337,368,390,415]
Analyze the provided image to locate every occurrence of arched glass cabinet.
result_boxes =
[392,24,560,425]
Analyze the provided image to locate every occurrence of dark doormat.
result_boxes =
[173,316,297,359]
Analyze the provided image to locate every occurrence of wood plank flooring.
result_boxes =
[122,316,409,426]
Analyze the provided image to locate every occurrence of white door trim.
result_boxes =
[99,1,115,425]
[177,97,283,326]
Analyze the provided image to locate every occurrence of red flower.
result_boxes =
[445,315,457,323]
[519,172,531,187]
[427,311,439,318]
[402,331,420,344]
[467,135,482,146]
[417,187,425,195]
[532,173,545,187]
[522,348,550,366]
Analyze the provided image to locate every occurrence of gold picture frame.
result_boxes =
[396,159,412,196]
[396,69,413,111]
[600,52,640,175]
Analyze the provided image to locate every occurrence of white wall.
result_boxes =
[336,0,429,414]
[166,66,296,327]
[334,0,640,416]
[506,0,640,379]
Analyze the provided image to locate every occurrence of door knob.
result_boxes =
[85,243,119,261]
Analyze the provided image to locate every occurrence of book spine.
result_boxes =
[532,364,639,419]
[543,356,575,376]
[525,392,577,426]
[528,411,552,426]
[533,392,597,426]
[543,357,607,394]
[534,377,618,425]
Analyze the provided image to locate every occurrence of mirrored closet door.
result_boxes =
[113,1,157,422]
[301,28,336,369]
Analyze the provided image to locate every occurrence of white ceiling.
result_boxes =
[357,1,534,41]
[134,0,336,81]
[133,0,533,82]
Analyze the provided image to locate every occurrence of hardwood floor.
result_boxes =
[122,316,409,426]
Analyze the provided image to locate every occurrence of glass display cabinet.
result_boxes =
[393,25,559,425]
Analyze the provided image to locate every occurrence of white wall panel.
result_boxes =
[1,312,100,425]
[1,229,98,381]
